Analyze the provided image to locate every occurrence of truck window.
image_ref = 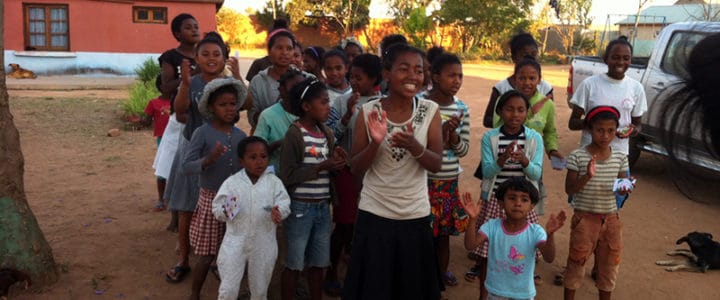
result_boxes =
[661,31,708,77]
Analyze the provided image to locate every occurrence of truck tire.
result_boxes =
[628,136,641,168]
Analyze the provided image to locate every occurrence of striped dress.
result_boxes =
[427,97,471,236]
[291,126,331,200]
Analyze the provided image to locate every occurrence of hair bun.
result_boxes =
[618,35,629,41]
[522,55,536,61]
[272,18,289,31]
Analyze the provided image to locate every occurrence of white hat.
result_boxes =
[198,78,248,119]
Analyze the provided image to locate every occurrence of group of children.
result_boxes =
[142,13,646,300]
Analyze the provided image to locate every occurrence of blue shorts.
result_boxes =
[283,200,331,270]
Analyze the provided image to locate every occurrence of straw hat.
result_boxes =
[198,78,248,119]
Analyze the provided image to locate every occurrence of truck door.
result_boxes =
[642,30,707,139]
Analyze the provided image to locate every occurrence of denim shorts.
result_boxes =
[283,200,331,270]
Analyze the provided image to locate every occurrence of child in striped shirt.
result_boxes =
[421,50,470,287]
[279,78,347,300]
[563,105,633,300]
[468,90,544,299]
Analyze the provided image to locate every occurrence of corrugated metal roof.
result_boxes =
[616,4,720,25]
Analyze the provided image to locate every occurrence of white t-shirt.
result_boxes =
[569,74,647,154]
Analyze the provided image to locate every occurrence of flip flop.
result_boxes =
[323,280,342,297]
[443,271,459,286]
[464,265,481,282]
[165,265,190,283]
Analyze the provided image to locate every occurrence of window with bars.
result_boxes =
[24,4,69,51]
[133,6,167,24]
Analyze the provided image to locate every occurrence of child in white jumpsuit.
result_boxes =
[212,136,291,300]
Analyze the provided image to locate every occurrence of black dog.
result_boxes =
[656,231,720,272]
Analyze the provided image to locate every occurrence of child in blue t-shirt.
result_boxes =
[461,177,566,300]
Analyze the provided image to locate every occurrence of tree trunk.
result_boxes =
[0,1,59,286]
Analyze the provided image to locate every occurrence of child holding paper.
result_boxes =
[564,105,634,300]
[213,136,291,300]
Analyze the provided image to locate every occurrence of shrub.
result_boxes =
[122,81,159,118]
[134,58,161,84]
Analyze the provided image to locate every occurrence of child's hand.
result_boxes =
[228,57,241,79]
[389,124,421,153]
[333,147,348,161]
[508,142,528,166]
[367,109,387,145]
[206,141,228,166]
[346,92,360,115]
[180,59,191,86]
[616,124,635,139]
[545,210,567,234]
[442,112,463,133]
[459,192,482,219]
[317,157,346,172]
[587,155,597,178]
[271,206,282,224]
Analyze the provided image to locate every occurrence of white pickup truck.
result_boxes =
[566,22,720,172]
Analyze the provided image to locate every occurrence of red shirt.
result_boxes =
[144,97,171,137]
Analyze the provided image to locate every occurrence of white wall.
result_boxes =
[4,51,159,75]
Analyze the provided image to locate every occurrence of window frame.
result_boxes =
[132,6,168,24]
[23,3,70,51]
[660,30,709,77]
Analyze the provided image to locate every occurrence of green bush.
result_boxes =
[122,81,160,118]
[134,57,161,84]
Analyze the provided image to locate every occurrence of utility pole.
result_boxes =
[631,0,651,44]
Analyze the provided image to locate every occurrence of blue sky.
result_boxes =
[224,0,678,25]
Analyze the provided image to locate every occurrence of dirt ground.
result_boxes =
[6,61,720,300]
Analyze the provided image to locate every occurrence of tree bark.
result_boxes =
[0,0,59,286]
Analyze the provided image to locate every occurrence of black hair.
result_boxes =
[267,30,296,51]
[426,46,445,67]
[351,54,383,86]
[303,46,326,62]
[380,34,409,57]
[206,84,239,117]
[656,32,720,159]
[270,18,289,31]
[289,78,327,117]
[237,136,269,158]
[430,53,462,75]
[196,31,228,58]
[170,13,196,41]
[322,49,350,67]
[584,105,620,128]
[495,90,529,115]
[496,177,539,205]
[513,56,542,78]
[509,33,538,60]
[279,68,304,87]
[382,44,425,71]
[603,36,633,61]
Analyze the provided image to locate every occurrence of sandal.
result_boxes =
[210,265,221,281]
[554,274,564,286]
[165,265,190,283]
[323,280,342,297]
[443,271,459,286]
[464,265,482,282]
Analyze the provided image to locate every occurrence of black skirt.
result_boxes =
[343,210,442,300]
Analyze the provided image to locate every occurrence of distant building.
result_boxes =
[3,0,223,75]
[615,1,719,55]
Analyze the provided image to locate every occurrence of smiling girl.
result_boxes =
[568,37,648,156]
[344,44,444,299]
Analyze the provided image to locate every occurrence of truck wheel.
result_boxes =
[628,137,641,168]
